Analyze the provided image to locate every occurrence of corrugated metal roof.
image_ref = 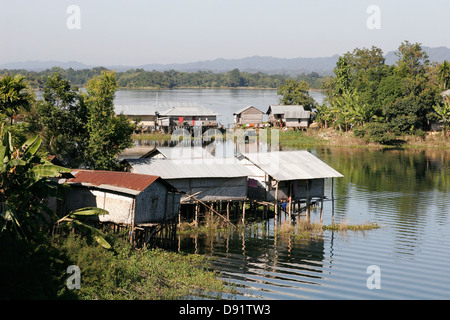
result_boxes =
[66,169,162,194]
[267,105,306,115]
[157,102,218,117]
[284,110,310,119]
[114,105,159,116]
[144,147,213,159]
[124,158,251,179]
[233,106,264,115]
[242,151,344,181]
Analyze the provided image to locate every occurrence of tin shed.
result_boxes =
[122,158,251,203]
[233,106,264,126]
[62,170,181,225]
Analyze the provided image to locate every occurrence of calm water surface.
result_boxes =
[114,88,325,127]
[116,89,450,299]
[177,147,450,300]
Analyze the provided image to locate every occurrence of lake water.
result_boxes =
[178,147,450,300]
[114,88,325,127]
[116,89,450,300]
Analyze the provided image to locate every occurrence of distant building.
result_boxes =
[61,170,181,225]
[114,104,159,132]
[233,106,264,127]
[266,105,311,129]
[155,102,218,133]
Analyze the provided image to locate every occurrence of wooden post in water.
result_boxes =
[306,180,310,222]
[288,182,292,224]
[194,203,199,227]
[274,181,279,229]
[242,201,246,225]
[226,201,230,221]
[331,178,335,224]
[320,179,324,223]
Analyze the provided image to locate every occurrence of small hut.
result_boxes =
[114,105,159,132]
[155,102,218,133]
[61,170,181,225]
[266,105,311,129]
[121,158,250,203]
[241,150,343,221]
[233,106,264,127]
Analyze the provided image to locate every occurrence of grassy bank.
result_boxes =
[0,231,234,300]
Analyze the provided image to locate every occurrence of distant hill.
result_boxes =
[2,46,450,75]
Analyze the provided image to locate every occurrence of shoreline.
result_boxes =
[123,128,450,157]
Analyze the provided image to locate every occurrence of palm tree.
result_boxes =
[437,60,450,90]
[0,75,32,125]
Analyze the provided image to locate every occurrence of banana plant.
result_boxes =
[56,207,111,249]
[0,127,71,239]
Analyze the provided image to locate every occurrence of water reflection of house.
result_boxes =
[266,105,311,129]
[233,106,264,127]
[156,102,218,133]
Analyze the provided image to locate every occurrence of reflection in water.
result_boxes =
[175,147,450,299]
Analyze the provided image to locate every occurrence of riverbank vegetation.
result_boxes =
[1,67,327,90]
[312,41,450,144]
[0,71,232,300]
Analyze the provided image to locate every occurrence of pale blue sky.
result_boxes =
[1,0,449,65]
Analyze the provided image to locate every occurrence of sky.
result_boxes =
[1,0,449,66]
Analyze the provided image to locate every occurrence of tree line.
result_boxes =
[312,41,450,142]
[0,67,326,90]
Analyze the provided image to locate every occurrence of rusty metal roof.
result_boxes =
[66,170,162,194]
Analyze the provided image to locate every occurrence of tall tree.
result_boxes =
[277,79,316,110]
[37,73,88,166]
[437,60,450,90]
[84,71,135,170]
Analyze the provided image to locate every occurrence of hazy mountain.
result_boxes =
[2,46,450,75]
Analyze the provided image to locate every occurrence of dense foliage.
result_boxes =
[1,67,326,90]
[318,41,449,143]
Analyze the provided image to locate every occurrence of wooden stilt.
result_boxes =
[320,179,324,223]
[242,201,246,225]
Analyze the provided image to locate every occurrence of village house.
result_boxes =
[114,104,159,132]
[266,105,311,129]
[233,106,264,127]
[239,150,343,221]
[60,169,181,225]
[155,102,218,133]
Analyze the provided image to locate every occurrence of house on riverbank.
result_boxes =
[59,169,182,246]
[114,104,159,132]
[156,102,218,133]
[266,105,311,129]
[240,150,343,221]
[233,106,264,127]
[61,169,181,225]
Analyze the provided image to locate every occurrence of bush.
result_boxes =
[353,122,398,145]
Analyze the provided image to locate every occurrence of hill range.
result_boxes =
[2,46,450,76]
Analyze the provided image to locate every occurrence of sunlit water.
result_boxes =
[114,89,450,299]
[177,148,450,299]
